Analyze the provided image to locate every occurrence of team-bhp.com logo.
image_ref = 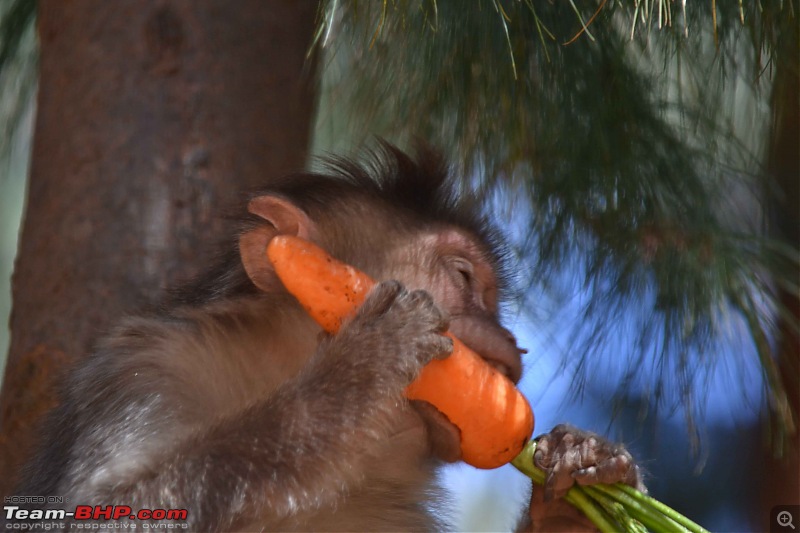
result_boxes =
[4,504,189,530]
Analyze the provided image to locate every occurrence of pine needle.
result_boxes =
[313,0,800,438]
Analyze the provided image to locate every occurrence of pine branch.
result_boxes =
[0,0,37,162]
[313,0,799,436]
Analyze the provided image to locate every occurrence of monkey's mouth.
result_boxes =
[404,317,526,463]
[409,399,464,463]
[484,357,523,384]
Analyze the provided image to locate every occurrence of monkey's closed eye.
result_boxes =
[449,256,496,312]
[450,257,476,289]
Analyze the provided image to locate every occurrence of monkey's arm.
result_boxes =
[34,282,450,531]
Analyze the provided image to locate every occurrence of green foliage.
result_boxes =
[314,1,799,434]
[0,0,36,161]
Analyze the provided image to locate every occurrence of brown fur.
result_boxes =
[16,145,641,532]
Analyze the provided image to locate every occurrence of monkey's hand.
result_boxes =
[534,424,645,500]
[316,280,463,462]
[517,424,645,532]
[518,424,645,532]
[324,280,453,391]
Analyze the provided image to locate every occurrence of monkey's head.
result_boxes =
[234,143,525,462]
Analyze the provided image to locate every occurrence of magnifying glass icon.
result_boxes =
[778,510,795,529]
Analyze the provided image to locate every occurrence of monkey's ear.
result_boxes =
[246,196,314,239]
[239,196,315,291]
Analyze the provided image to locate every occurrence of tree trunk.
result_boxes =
[761,19,800,528]
[0,0,318,494]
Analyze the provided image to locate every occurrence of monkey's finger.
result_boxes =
[360,280,406,318]
[575,434,615,465]
[543,453,580,501]
[542,469,557,502]
[407,289,450,333]
[427,333,454,361]
[533,436,553,469]
[573,452,637,486]
[553,430,577,460]
[627,465,647,493]
[548,423,578,441]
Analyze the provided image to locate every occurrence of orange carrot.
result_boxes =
[266,235,535,469]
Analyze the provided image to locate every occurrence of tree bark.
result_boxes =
[0,0,318,494]
[761,19,800,528]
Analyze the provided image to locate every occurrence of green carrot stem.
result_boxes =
[615,484,710,533]
[580,488,647,533]
[564,485,622,533]
[512,441,620,532]
[585,484,685,532]
[510,439,709,533]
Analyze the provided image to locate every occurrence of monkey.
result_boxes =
[12,144,642,532]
